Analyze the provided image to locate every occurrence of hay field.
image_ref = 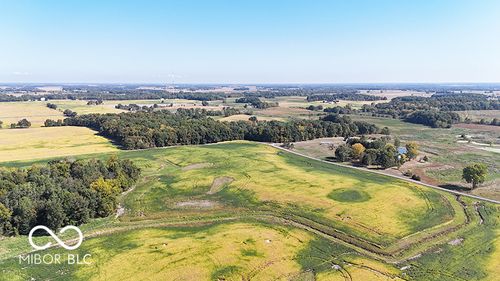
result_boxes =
[0,101,64,127]
[0,222,403,281]
[49,99,225,114]
[116,142,459,248]
[0,126,118,162]
[0,141,497,281]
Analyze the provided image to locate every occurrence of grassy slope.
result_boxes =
[0,141,497,280]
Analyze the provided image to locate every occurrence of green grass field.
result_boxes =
[0,141,497,280]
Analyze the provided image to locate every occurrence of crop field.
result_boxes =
[0,126,118,162]
[0,101,64,127]
[122,142,460,243]
[48,99,126,114]
[49,99,223,115]
[262,96,387,110]
[0,222,405,281]
[0,141,498,281]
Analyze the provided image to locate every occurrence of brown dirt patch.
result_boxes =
[207,176,234,194]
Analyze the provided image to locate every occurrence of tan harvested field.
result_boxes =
[455,110,500,123]
[50,99,224,114]
[359,90,433,100]
[264,96,386,110]
[455,123,500,133]
[0,126,118,162]
[49,100,125,114]
[0,101,64,127]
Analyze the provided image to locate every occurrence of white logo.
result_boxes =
[28,225,83,251]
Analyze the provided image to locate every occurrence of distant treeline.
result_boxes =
[0,157,140,235]
[0,91,230,102]
[465,117,500,127]
[64,109,381,149]
[358,93,499,128]
[307,93,383,102]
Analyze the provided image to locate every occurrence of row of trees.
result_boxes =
[0,157,140,236]
[235,97,279,109]
[63,109,77,117]
[464,117,500,126]
[46,103,58,109]
[0,119,31,129]
[404,110,461,128]
[305,105,324,111]
[0,90,230,102]
[63,110,381,150]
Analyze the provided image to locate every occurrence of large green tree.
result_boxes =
[462,163,488,189]
[335,144,353,162]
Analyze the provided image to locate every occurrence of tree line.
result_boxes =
[349,93,499,128]
[235,96,279,109]
[61,110,381,150]
[0,90,231,102]
[0,157,140,236]
[306,93,383,102]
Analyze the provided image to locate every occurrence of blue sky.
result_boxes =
[1,0,499,83]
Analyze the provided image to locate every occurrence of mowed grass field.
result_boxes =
[0,141,498,280]
[0,126,118,162]
[0,101,64,127]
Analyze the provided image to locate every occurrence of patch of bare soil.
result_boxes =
[181,162,213,171]
[397,159,453,186]
[447,238,463,246]
[175,200,218,208]
[207,176,234,194]
[115,204,125,218]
